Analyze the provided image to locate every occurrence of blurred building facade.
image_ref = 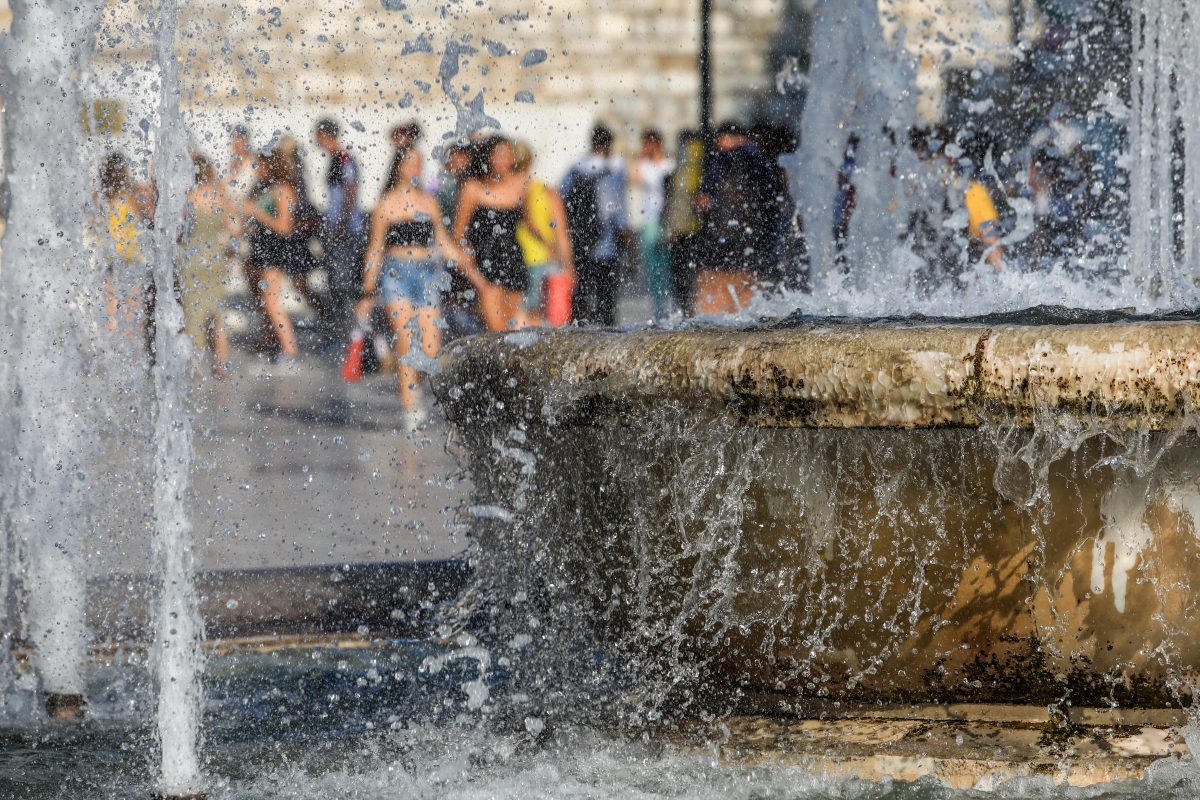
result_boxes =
[0,0,1089,191]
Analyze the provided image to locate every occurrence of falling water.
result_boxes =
[0,0,105,709]
[146,0,205,794]
[1128,0,1200,305]
[789,0,917,292]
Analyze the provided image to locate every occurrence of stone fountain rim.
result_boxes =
[435,320,1200,430]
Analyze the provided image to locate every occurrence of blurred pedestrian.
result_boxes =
[435,143,472,228]
[694,120,781,315]
[222,126,256,285]
[453,136,532,331]
[315,117,366,339]
[832,133,859,272]
[391,120,422,153]
[225,125,257,203]
[750,122,802,290]
[180,153,232,375]
[1020,144,1089,264]
[514,141,574,326]
[562,124,628,326]
[633,128,674,320]
[662,130,705,316]
[242,147,303,364]
[902,128,1004,284]
[432,143,484,338]
[277,135,329,321]
[98,151,148,337]
[357,147,477,428]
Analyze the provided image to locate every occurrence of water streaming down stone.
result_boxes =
[0,0,106,717]
[434,322,1200,726]
[146,0,205,794]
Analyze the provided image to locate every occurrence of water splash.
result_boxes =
[146,0,204,793]
[1128,0,1200,306]
[789,0,917,290]
[0,0,106,706]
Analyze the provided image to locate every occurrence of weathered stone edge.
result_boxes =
[434,323,1200,429]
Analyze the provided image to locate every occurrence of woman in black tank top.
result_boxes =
[241,148,302,362]
[453,136,533,332]
[358,147,477,425]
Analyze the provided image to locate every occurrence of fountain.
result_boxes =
[430,0,1200,788]
[1,0,106,721]
[8,0,1200,796]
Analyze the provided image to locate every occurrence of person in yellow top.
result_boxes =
[963,177,1004,270]
[98,151,150,339]
[101,152,142,263]
[513,141,575,325]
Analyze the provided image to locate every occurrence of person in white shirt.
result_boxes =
[561,125,629,327]
[633,128,675,320]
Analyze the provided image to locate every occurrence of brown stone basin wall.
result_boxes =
[434,324,1200,712]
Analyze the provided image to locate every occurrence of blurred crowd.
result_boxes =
[831,113,1114,288]
[92,107,1104,426]
[93,117,799,426]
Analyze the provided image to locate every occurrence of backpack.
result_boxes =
[563,168,603,258]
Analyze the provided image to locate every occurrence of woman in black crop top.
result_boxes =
[357,148,477,425]
[241,148,303,362]
[453,136,533,332]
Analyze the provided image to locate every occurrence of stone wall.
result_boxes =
[68,0,790,193]
[0,1,1026,195]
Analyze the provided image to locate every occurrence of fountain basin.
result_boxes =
[434,320,1200,711]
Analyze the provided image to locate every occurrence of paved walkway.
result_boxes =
[87,326,468,577]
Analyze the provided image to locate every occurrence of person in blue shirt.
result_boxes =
[315,117,367,341]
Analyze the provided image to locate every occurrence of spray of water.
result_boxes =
[0,0,107,708]
[789,0,918,290]
[146,0,205,793]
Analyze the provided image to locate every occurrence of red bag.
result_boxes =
[545,271,574,326]
[341,331,365,382]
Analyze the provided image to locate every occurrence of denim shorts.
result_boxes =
[380,257,447,308]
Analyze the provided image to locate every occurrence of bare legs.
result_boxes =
[208,317,231,375]
[478,282,529,332]
[260,266,299,358]
[385,300,442,410]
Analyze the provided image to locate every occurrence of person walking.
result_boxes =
[98,150,148,332]
[662,130,705,316]
[242,147,303,364]
[356,147,478,428]
[225,125,257,203]
[222,127,257,290]
[433,143,483,338]
[180,153,232,375]
[694,121,781,315]
[561,124,629,327]
[514,141,575,325]
[435,143,472,228]
[633,128,675,320]
[453,136,532,332]
[313,119,364,340]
